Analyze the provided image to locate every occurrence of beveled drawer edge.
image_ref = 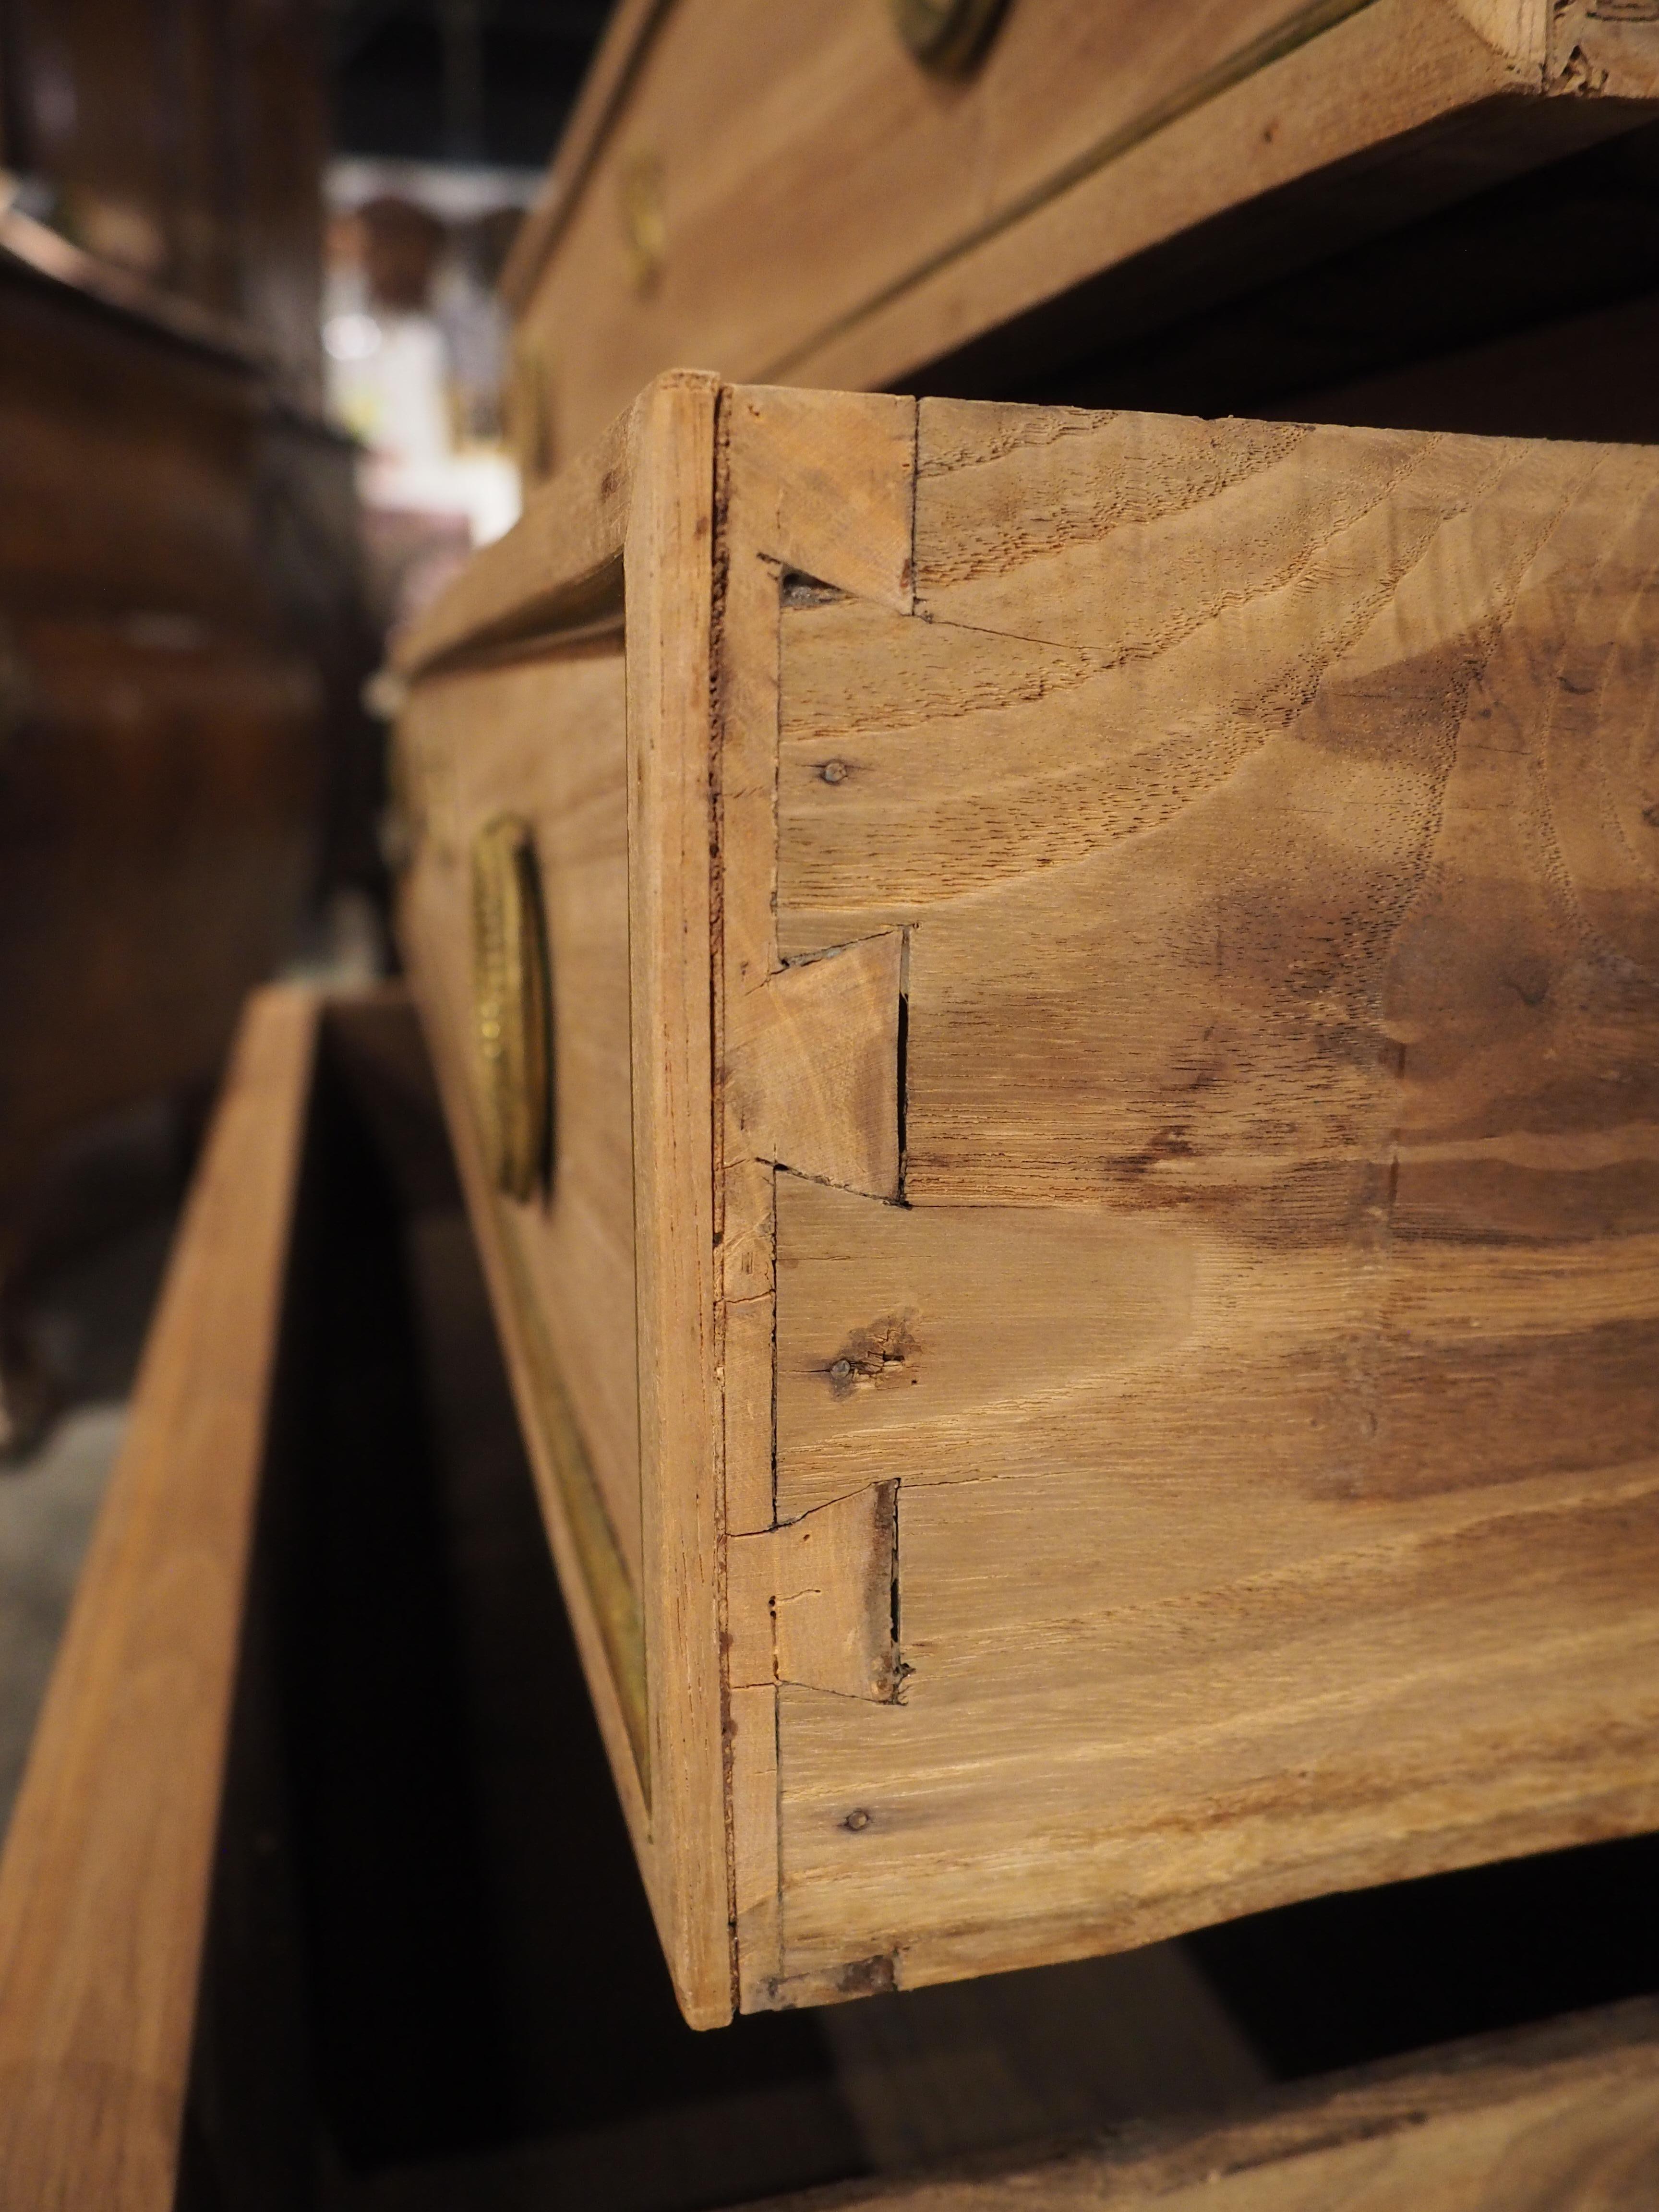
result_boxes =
[392,389,640,680]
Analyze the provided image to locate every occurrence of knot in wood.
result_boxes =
[825,1313,916,1398]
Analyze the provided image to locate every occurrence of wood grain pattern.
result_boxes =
[712,387,916,1544]
[620,369,729,2025]
[0,986,318,2208]
[757,395,1659,1997]
[509,0,1659,457]
[729,1482,901,1698]
[398,372,732,2025]
[728,1680,783,2010]
[726,934,904,1199]
[779,0,1651,397]
[753,2000,1659,2211]
[781,404,1659,1218]
[714,388,921,2008]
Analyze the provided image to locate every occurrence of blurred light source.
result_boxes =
[325,312,384,361]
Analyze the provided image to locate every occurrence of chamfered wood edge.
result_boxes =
[391,385,631,680]
[624,366,733,2028]
[0,983,323,2210]
[740,1996,1659,2210]
[394,369,741,684]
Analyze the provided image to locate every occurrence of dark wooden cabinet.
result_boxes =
[0,0,326,408]
[0,0,372,1446]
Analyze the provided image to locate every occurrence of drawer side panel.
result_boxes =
[764,398,1659,1997]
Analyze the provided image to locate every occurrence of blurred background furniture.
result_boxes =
[0,0,375,1449]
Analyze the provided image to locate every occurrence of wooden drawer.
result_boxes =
[502,0,1659,468]
[392,373,1659,2030]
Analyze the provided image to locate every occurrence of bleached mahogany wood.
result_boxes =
[726,934,904,1200]
[754,1999,1659,2212]
[713,389,915,1537]
[728,1681,782,2010]
[757,395,1659,1995]
[712,387,919,2006]
[778,0,1656,397]
[507,0,1659,459]
[397,377,1659,2021]
[499,0,673,312]
[774,1181,1196,1520]
[728,1483,901,1698]
[622,369,728,2027]
[0,985,317,2210]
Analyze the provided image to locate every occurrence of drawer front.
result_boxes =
[397,644,647,1767]
[396,375,1659,2027]
[508,0,1659,464]
[396,370,728,2028]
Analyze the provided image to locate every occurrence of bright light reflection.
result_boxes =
[324,313,382,361]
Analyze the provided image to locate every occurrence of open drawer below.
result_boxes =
[0,982,1655,2211]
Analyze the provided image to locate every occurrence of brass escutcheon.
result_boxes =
[619,150,666,295]
[890,0,1008,72]
[470,814,553,1201]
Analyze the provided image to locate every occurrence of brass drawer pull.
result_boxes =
[890,0,1007,72]
[470,814,552,1201]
